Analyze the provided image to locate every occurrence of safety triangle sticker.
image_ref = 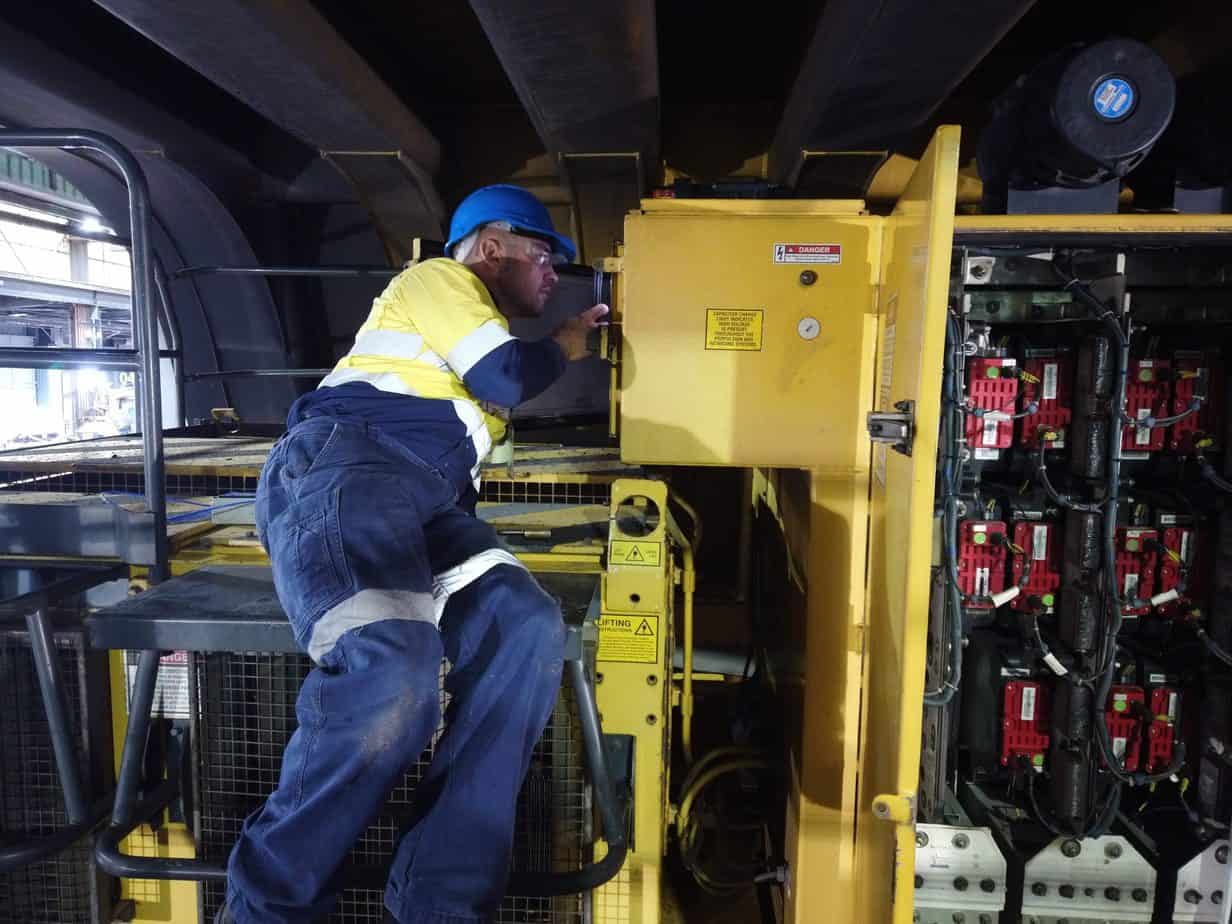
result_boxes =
[634,619,654,637]
[626,545,645,563]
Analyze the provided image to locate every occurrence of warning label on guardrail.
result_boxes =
[597,614,659,663]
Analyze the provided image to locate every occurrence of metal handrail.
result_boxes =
[0,130,168,583]
[95,630,631,895]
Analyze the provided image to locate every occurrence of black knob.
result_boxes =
[954,876,969,892]
[1132,889,1149,903]
[980,879,996,893]
[1032,882,1048,896]
[1059,884,1075,899]
[1105,887,1121,901]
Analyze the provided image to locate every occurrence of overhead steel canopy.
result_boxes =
[768,0,1036,187]
[469,0,659,262]
[92,0,446,261]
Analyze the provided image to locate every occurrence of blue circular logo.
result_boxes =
[1092,77,1135,121]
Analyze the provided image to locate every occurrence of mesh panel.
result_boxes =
[195,652,589,924]
[480,481,610,506]
[0,470,260,496]
[0,634,98,924]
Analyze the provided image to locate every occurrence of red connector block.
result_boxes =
[1146,685,1180,773]
[966,357,1019,460]
[1169,351,1224,454]
[958,521,1008,609]
[1002,680,1050,770]
[1105,686,1146,772]
[1116,527,1159,617]
[1123,359,1171,454]
[1010,520,1061,613]
[1018,356,1072,451]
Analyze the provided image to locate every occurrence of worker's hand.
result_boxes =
[552,304,609,362]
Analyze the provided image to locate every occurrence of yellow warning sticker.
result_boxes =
[597,614,659,663]
[705,308,763,351]
[610,540,662,567]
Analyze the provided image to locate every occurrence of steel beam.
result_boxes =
[768,0,1036,185]
[469,0,659,261]
[0,271,131,311]
[92,0,446,258]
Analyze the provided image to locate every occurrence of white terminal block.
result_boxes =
[1021,835,1154,924]
[1150,588,1181,608]
[1173,839,1229,923]
[990,587,1021,608]
[913,824,1006,924]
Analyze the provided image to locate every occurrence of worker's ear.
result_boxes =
[478,233,504,264]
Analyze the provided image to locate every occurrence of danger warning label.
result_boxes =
[704,308,763,351]
[597,614,659,663]
[773,243,841,265]
[610,540,662,567]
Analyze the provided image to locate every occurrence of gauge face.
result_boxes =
[797,316,820,340]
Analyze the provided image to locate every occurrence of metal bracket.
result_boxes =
[867,400,915,457]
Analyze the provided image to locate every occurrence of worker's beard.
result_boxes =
[493,258,550,319]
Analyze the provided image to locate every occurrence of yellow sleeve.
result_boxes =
[397,260,515,377]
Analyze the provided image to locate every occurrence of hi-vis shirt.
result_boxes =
[287,259,565,502]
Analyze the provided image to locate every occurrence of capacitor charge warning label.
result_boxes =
[597,614,659,663]
[705,308,764,351]
[773,243,841,265]
[610,540,662,566]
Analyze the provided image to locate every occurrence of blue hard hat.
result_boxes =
[446,184,576,264]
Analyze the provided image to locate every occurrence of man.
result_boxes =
[220,185,608,924]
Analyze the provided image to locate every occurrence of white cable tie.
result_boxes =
[1043,652,1068,676]
[990,587,1021,608]
[1150,589,1181,608]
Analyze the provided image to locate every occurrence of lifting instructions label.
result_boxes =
[705,308,763,351]
[610,540,662,567]
[597,614,659,663]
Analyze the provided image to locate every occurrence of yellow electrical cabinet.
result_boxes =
[616,127,961,924]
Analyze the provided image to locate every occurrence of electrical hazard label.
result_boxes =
[773,242,841,265]
[705,308,763,351]
[597,614,659,663]
[610,540,662,567]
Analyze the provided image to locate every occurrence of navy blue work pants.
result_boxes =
[224,418,565,923]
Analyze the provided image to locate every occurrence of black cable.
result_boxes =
[1034,442,1101,513]
[1198,628,1232,668]
[1197,452,1232,494]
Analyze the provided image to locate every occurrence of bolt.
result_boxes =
[954,876,969,892]
[1061,839,1082,858]
[971,264,988,279]
[1105,886,1121,901]
[1059,884,1075,899]
[799,270,818,286]
[1185,889,1203,904]
[1084,888,1095,897]
[874,801,890,818]
[1218,845,1229,864]
[953,833,970,849]
[646,674,658,686]
[1105,842,1123,859]
[1129,887,1149,903]
[1032,882,1047,897]
[952,914,965,924]
[645,714,657,726]
[980,878,996,893]
[917,831,929,848]
[1214,891,1224,905]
